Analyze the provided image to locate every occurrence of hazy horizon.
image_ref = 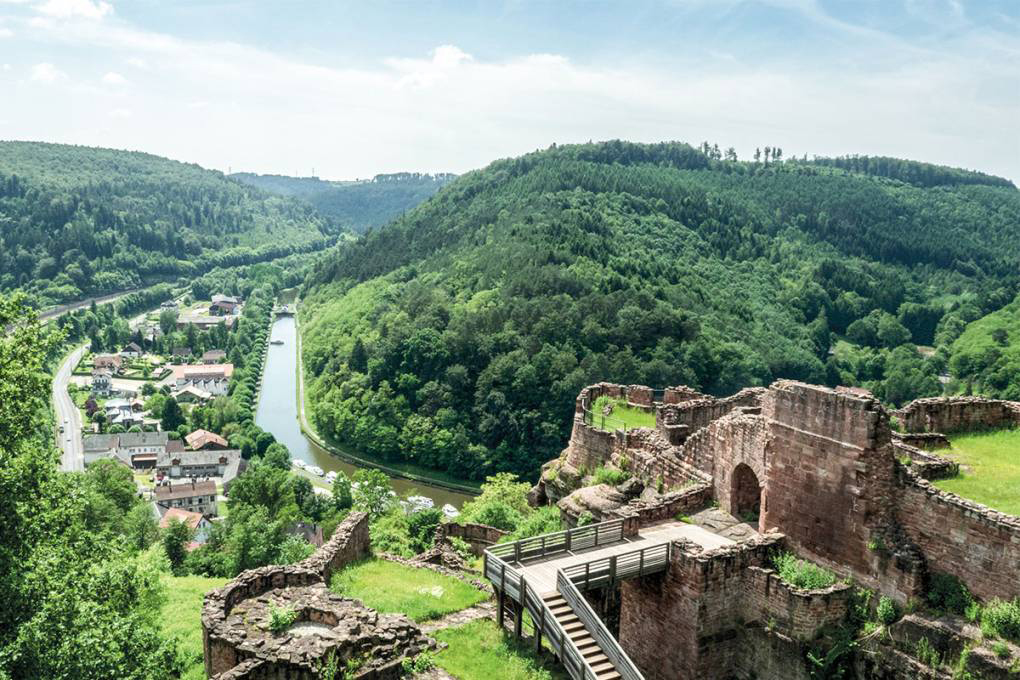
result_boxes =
[1,0,1017,183]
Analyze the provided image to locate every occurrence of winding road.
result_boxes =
[54,344,87,472]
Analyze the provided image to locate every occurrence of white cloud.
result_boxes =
[29,61,64,82]
[109,107,131,118]
[125,56,147,69]
[35,0,111,20]
[101,70,126,85]
[0,27,13,38]
[2,63,11,71]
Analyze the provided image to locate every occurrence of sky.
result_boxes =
[0,0,1017,182]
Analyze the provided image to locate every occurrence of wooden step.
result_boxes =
[596,670,621,680]
[590,659,615,673]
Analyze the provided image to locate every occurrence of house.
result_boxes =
[91,368,112,396]
[202,349,227,364]
[172,385,213,404]
[104,398,144,428]
[172,347,192,360]
[177,315,235,331]
[120,342,143,359]
[156,507,212,548]
[156,449,242,485]
[83,432,184,469]
[93,354,122,373]
[185,428,229,450]
[172,364,234,396]
[154,480,218,516]
[209,294,240,316]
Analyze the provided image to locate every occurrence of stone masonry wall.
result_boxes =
[619,534,848,680]
[896,467,1020,601]
[895,396,1020,434]
[436,521,508,555]
[203,512,380,679]
[760,382,906,595]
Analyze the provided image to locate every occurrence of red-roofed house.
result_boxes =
[157,506,212,548]
[186,429,229,451]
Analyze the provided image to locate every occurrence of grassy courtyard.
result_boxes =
[935,429,1020,517]
[434,619,569,680]
[160,574,228,680]
[590,396,657,431]
[330,558,488,622]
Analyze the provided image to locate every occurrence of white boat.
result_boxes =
[308,465,324,477]
[292,460,307,469]
[405,495,434,513]
[442,503,460,519]
[325,471,338,483]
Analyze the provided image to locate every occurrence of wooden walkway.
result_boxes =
[512,521,733,594]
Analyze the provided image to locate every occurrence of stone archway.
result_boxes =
[730,463,762,521]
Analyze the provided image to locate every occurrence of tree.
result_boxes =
[124,503,160,552]
[352,469,394,518]
[350,337,368,373]
[407,508,442,553]
[160,397,185,432]
[162,518,193,575]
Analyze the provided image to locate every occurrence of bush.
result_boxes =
[592,465,629,486]
[981,598,1020,643]
[916,636,941,668]
[576,511,596,527]
[268,605,297,633]
[877,596,899,625]
[927,572,975,616]
[401,651,437,674]
[772,552,838,590]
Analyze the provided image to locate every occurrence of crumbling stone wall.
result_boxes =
[892,441,959,480]
[895,396,1020,434]
[618,534,849,680]
[896,467,1020,601]
[201,512,431,680]
[656,387,764,446]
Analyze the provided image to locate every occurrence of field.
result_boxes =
[160,575,229,680]
[330,558,488,621]
[936,429,1020,516]
[434,619,569,680]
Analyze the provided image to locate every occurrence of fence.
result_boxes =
[559,542,671,591]
[581,407,631,433]
[485,519,625,565]
[558,571,644,680]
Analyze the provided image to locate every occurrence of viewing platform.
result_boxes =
[483,519,733,680]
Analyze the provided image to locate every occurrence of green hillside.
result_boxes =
[947,293,1020,399]
[0,141,341,304]
[231,171,455,233]
[299,140,1020,481]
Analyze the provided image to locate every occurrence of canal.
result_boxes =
[255,314,474,509]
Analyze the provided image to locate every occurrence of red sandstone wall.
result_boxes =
[761,382,898,588]
[563,417,620,471]
[897,470,1020,601]
[437,522,507,555]
[896,397,1020,434]
[619,535,844,680]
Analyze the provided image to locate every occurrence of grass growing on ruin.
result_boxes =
[936,429,1020,516]
[590,396,657,431]
[330,558,487,621]
[434,619,569,680]
[772,552,838,590]
[160,574,229,680]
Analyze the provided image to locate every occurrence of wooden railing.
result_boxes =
[560,542,671,591]
[485,519,625,565]
[558,571,645,680]
[483,519,662,680]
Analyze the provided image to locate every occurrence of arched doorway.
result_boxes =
[730,463,762,522]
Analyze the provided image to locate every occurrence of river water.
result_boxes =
[254,315,473,509]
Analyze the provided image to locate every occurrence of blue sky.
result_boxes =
[0,0,1017,181]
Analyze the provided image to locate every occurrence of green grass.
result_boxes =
[434,619,568,680]
[330,558,487,622]
[772,551,838,590]
[590,396,657,431]
[935,430,1020,516]
[160,574,228,680]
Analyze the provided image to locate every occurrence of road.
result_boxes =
[54,345,88,472]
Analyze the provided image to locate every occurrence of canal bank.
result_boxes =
[255,314,476,509]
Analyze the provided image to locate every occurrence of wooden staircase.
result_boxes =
[543,593,622,680]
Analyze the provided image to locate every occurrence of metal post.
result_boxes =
[536,605,545,652]
[594,524,600,548]
[565,528,572,552]
[497,588,505,628]
[610,555,617,585]
[515,541,521,564]
[585,562,590,591]
[639,548,644,577]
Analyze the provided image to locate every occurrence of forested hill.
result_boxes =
[231,171,456,233]
[299,140,1020,482]
[0,141,341,305]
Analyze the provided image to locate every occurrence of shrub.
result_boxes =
[772,552,838,590]
[991,640,1010,659]
[576,511,596,527]
[268,605,298,633]
[877,596,899,625]
[593,465,629,486]
[401,651,437,674]
[927,572,975,616]
[981,598,1020,643]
